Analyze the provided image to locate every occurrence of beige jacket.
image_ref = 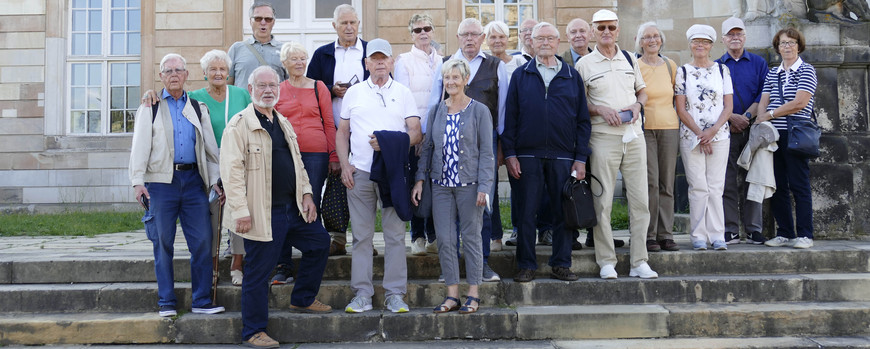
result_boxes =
[129,92,220,189]
[220,104,313,242]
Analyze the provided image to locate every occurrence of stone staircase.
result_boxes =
[2,233,870,346]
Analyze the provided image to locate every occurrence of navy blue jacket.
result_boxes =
[370,130,413,221]
[306,39,369,97]
[502,57,591,162]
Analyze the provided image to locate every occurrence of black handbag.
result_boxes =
[777,70,821,158]
[562,173,601,230]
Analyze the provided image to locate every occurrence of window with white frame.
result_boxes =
[244,0,360,56]
[464,0,537,51]
[68,0,141,134]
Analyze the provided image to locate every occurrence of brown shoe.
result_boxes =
[244,332,279,348]
[659,239,680,251]
[329,241,346,256]
[514,268,535,282]
[646,239,662,252]
[290,299,332,314]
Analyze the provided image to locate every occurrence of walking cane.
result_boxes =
[211,179,224,304]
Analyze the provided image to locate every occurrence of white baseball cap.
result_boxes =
[721,17,746,35]
[592,9,618,23]
[686,24,716,42]
[366,38,392,58]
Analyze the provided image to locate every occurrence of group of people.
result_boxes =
[128,2,818,348]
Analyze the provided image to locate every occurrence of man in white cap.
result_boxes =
[716,17,770,245]
[337,38,422,314]
[575,9,657,280]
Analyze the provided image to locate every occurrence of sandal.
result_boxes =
[459,296,481,314]
[231,269,243,286]
[433,296,460,313]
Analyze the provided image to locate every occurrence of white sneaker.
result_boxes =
[629,262,659,279]
[426,241,438,254]
[765,236,795,247]
[793,237,814,249]
[410,237,426,256]
[345,296,373,313]
[384,294,409,313]
[599,264,617,279]
[490,239,503,252]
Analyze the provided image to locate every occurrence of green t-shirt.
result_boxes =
[188,85,252,147]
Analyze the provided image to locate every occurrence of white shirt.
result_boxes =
[331,38,365,126]
[341,78,418,173]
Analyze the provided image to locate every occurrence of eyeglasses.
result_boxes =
[251,16,274,23]
[641,35,661,42]
[691,39,713,46]
[519,28,533,34]
[458,32,483,39]
[255,83,279,91]
[412,26,433,34]
[162,68,186,75]
[780,41,798,47]
[725,33,745,38]
[533,36,558,43]
[597,25,618,32]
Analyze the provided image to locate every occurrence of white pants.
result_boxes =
[681,139,729,244]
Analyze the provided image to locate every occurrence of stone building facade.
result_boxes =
[0,0,867,237]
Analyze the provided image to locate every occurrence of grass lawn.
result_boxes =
[0,211,144,237]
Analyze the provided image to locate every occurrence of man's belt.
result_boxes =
[174,163,196,171]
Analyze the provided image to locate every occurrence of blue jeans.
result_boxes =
[242,204,330,340]
[513,157,574,270]
[771,130,814,239]
[142,169,213,308]
[276,152,329,267]
[408,149,436,242]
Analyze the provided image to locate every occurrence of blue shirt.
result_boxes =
[761,57,817,130]
[717,50,769,116]
[162,89,197,164]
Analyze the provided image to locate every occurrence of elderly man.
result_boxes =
[576,9,657,280]
[222,66,332,348]
[427,17,508,282]
[517,18,538,61]
[717,17,770,245]
[307,4,369,256]
[560,19,593,66]
[503,22,590,283]
[129,53,224,317]
[227,2,288,88]
[338,39,421,314]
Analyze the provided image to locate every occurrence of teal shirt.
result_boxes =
[188,85,252,147]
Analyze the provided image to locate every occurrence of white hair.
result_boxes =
[531,22,559,39]
[199,50,232,72]
[280,41,308,62]
[333,4,358,25]
[484,20,509,37]
[247,65,280,87]
[635,21,666,54]
[441,59,471,80]
[159,53,186,72]
[457,18,483,35]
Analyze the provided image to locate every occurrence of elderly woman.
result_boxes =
[412,59,494,314]
[187,49,253,286]
[755,27,817,249]
[675,24,734,251]
[270,41,337,283]
[394,13,441,256]
[484,20,526,76]
[634,22,680,252]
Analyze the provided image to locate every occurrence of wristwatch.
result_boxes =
[744,112,752,119]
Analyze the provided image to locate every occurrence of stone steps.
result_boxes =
[3,302,870,345]
[3,274,870,313]
[4,242,869,284]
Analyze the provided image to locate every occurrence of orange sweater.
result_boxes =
[274,80,338,162]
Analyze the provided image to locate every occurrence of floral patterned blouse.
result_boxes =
[675,62,733,148]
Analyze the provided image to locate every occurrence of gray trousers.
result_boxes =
[644,128,679,241]
[724,130,763,235]
[432,183,484,286]
[347,170,407,298]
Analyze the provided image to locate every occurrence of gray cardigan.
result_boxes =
[416,99,495,195]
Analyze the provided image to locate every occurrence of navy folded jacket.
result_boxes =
[370,130,413,221]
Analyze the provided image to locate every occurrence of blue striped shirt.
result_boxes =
[761,57,817,130]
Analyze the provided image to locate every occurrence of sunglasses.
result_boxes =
[251,16,274,23]
[412,26,433,34]
[597,25,618,32]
